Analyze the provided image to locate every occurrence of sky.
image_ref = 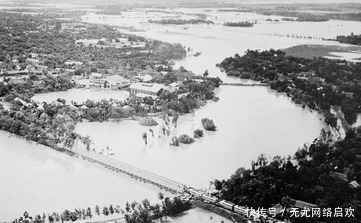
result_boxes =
[1,0,361,5]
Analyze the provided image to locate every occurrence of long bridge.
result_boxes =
[221,82,269,86]
[70,149,281,223]
[73,149,187,194]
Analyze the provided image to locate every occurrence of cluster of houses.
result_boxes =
[75,35,147,50]
[0,50,181,101]
[0,54,83,85]
[86,72,180,99]
[276,71,355,98]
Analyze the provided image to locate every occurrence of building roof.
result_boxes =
[293,199,317,209]
[90,72,103,78]
[26,58,40,63]
[136,93,157,99]
[349,180,360,188]
[136,74,153,82]
[129,82,165,94]
[65,61,83,66]
[106,75,128,85]
[169,82,180,88]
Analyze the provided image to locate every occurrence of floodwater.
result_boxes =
[32,89,129,104]
[3,8,361,222]
[75,86,324,189]
[0,131,166,221]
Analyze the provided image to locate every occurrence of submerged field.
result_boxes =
[283,44,361,61]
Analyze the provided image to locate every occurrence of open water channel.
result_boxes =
[2,8,361,222]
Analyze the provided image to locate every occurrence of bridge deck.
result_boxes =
[74,149,187,194]
[221,83,269,86]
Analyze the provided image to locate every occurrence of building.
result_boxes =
[169,82,180,92]
[349,180,360,189]
[64,61,83,70]
[106,75,130,90]
[89,73,106,89]
[90,73,103,81]
[29,53,39,59]
[135,74,153,82]
[25,58,40,66]
[129,82,166,98]
[9,76,29,84]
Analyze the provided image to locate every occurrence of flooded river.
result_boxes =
[2,8,361,222]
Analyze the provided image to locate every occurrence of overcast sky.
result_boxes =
[1,0,361,4]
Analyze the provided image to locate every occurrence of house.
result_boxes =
[14,97,32,107]
[32,80,43,88]
[89,73,106,89]
[90,73,103,80]
[129,82,166,98]
[29,53,39,59]
[309,76,325,84]
[105,75,130,90]
[5,70,28,76]
[25,58,40,66]
[36,65,48,71]
[9,76,28,84]
[64,61,83,70]
[64,69,76,75]
[135,74,153,82]
[349,181,360,189]
[169,82,180,92]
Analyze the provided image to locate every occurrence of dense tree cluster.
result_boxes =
[0,75,74,99]
[123,195,191,223]
[215,128,361,223]
[157,77,220,114]
[0,12,186,74]
[201,118,217,131]
[0,98,82,150]
[336,33,361,46]
[260,11,329,22]
[148,18,214,25]
[224,21,254,27]
[218,49,361,126]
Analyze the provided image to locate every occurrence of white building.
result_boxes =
[129,82,166,98]
[106,75,130,90]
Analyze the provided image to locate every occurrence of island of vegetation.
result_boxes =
[217,49,361,130]
[336,33,361,46]
[213,48,361,223]
[148,18,214,25]
[223,21,254,27]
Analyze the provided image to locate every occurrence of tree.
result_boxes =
[102,206,109,216]
[95,205,100,215]
[109,205,114,215]
[203,69,209,77]
[86,207,92,218]
[201,118,217,131]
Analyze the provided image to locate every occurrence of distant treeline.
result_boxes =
[148,19,214,25]
[260,11,329,22]
[223,21,254,27]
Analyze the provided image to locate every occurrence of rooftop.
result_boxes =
[129,82,166,93]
